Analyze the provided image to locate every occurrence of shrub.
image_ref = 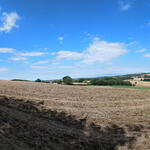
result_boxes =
[62,76,73,85]
[56,80,62,84]
[11,79,29,82]
[78,78,85,83]
[52,80,62,84]
[143,79,150,82]
[90,77,132,86]
[35,78,41,82]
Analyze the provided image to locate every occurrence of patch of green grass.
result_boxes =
[111,86,150,90]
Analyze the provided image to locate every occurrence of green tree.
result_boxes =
[78,78,85,83]
[90,77,132,86]
[63,76,73,85]
[35,78,41,82]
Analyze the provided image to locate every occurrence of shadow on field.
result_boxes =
[0,96,144,150]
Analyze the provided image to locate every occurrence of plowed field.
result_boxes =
[0,80,150,150]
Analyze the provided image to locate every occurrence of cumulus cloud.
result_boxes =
[56,40,128,64]
[20,52,49,57]
[0,48,15,53]
[0,12,20,33]
[0,67,8,72]
[82,40,128,64]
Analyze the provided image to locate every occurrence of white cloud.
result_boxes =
[0,67,8,72]
[58,37,64,41]
[20,52,49,57]
[23,61,29,64]
[10,56,27,61]
[121,4,130,10]
[127,41,138,47]
[86,33,91,37]
[143,53,150,58]
[56,65,74,69]
[0,12,20,33]
[93,37,100,41]
[9,51,49,62]
[58,36,64,44]
[119,1,131,11]
[137,48,146,53]
[57,51,83,60]
[33,60,50,65]
[51,52,56,55]
[56,40,128,64]
[31,65,48,69]
[82,41,128,64]
[0,48,15,53]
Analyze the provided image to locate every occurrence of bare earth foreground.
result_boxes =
[0,81,150,150]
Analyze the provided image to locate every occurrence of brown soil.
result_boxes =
[0,80,150,150]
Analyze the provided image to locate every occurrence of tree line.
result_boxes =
[35,76,132,86]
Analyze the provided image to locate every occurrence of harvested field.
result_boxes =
[0,80,150,149]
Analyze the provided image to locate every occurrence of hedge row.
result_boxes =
[90,77,132,86]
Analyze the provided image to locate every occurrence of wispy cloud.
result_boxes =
[56,51,82,60]
[58,36,64,44]
[58,37,64,41]
[0,67,8,72]
[31,65,49,69]
[23,61,29,64]
[33,60,50,65]
[20,52,49,57]
[10,56,27,61]
[93,37,100,41]
[0,48,15,53]
[137,48,146,53]
[56,40,128,64]
[0,12,20,33]
[9,51,50,62]
[143,53,150,58]
[119,0,131,11]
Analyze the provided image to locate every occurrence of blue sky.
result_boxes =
[0,0,150,80]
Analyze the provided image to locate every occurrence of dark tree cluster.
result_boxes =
[90,77,132,86]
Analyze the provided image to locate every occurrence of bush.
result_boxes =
[143,79,150,82]
[74,78,86,83]
[52,80,62,84]
[90,77,132,86]
[11,79,29,82]
[78,78,86,83]
[35,78,41,82]
[63,76,73,85]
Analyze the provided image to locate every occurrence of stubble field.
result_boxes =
[0,80,150,150]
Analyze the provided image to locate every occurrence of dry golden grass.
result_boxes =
[0,80,150,149]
